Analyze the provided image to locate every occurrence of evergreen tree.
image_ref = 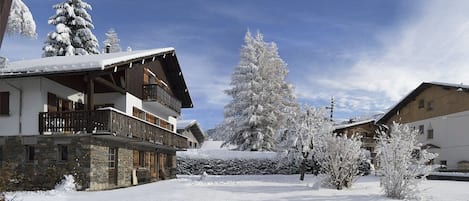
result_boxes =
[6,0,36,38]
[103,28,121,53]
[43,0,99,57]
[222,30,296,151]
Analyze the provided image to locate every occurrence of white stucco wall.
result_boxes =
[409,110,469,169]
[94,92,126,112]
[0,77,84,136]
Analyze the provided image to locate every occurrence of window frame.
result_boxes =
[58,145,69,161]
[427,128,434,139]
[418,99,425,109]
[108,147,117,169]
[25,145,35,162]
[0,91,10,115]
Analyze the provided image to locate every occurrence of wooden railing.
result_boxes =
[142,84,182,114]
[38,109,188,149]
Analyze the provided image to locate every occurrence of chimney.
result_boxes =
[105,44,111,53]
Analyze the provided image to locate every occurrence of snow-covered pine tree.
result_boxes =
[103,28,121,53]
[376,122,437,200]
[6,0,36,38]
[222,30,296,151]
[43,0,99,57]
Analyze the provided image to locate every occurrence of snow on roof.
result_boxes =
[333,119,375,130]
[177,119,197,130]
[0,47,174,76]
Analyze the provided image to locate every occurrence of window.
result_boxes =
[427,100,434,111]
[440,160,447,169]
[0,146,3,165]
[427,129,434,139]
[109,147,117,168]
[58,145,68,161]
[0,91,9,115]
[139,151,145,167]
[25,145,35,162]
[418,99,425,109]
[418,125,424,135]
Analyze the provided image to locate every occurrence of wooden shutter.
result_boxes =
[0,91,9,115]
[47,93,57,112]
[133,150,139,167]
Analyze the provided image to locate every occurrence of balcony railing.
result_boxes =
[38,109,188,149]
[142,84,182,114]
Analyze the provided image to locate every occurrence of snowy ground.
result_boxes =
[6,174,469,201]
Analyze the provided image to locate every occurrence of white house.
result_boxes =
[377,82,469,170]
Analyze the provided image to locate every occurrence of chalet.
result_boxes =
[377,82,469,170]
[334,119,380,164]
[0,48,193,190]
[176,120,205,149]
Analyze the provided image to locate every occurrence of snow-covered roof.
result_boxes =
[333,119,375,130]
[177,119,205,143]
[377,82,469,124]
[0,47,174,76]
[177,120,197,130]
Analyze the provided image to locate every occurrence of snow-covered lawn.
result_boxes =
[5,175,469,201]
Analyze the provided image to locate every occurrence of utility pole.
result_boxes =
[0,0,12,48]
[325,96,334,121]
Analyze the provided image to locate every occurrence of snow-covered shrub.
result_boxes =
[376,122,437,200]
[314,133,364,190]
[54,175,76,192]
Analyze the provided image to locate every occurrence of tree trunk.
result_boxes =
[300,158,306,181]
[299,152,309,181]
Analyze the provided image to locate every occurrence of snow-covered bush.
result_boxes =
[314,133,365,190]
[54,175,77,192]
[376,122,437,200]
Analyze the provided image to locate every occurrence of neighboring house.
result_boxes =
[177,120,205,149]
[334,119,380,164]
[0,48,193,190]
[377,82,469,170]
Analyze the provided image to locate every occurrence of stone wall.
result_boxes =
[118,148,133,186]
[0,135,91,191]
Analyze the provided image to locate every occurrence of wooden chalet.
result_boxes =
[0,48,193,190]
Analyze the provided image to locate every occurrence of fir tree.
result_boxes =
[43,0,99,57]
[222,30,296,151]
[103,28,121,53]
[6,0,37,38]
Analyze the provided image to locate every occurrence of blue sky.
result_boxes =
[2,0,469,131]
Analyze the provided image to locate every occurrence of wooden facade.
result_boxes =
[378,83,469,125]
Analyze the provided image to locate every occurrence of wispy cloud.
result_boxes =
[297,0,469,118]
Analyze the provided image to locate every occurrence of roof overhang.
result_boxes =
[0,48,193,108]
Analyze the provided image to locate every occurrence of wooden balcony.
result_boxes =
[142,84,182,114]
[38,109,188,149]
